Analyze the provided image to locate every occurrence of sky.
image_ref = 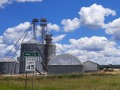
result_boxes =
[1,0,120,65]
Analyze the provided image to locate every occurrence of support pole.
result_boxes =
[25,72,27,90]
[32,71,34,90]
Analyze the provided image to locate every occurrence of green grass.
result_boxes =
[0,74,120,90]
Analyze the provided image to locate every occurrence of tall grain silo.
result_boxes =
[0,58,16,74]
[44,34,56,68]
[19,39,44,74]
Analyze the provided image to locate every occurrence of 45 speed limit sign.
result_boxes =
[25,57,36,71]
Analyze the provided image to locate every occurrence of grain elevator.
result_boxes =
[19,18,56,74]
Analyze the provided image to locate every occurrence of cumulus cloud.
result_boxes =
[0,0,12,8]
[52,34,66,42]
[55,36,120,64]
[0,22,31,58]
[61,4,116,32]
[61,18,80,32]
[69,36,113,51]
[47,23,60,32]
[79,3,116,29]
[0,0,42,8]
[55,43,64,55]
[0,44,17,58]
[56,36,112,54]
[77,4,120,41]
[105,18,120,40]
[3,22,31,44]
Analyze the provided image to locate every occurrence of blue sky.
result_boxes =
[1,0,120,64]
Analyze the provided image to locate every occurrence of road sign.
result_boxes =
[24,52,38,57]
[25,57,37,71]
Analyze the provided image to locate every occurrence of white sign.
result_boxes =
[25,57,36,71]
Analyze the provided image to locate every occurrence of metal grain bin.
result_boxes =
[0,58,16,74]
[19,39,44,74]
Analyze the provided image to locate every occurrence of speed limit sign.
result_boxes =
[25,57,36,71]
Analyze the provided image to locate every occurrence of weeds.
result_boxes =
[0,73,120,90]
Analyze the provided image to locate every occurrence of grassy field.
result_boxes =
[0,73,120,90]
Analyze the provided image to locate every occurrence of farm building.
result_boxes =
[83,61,99,72]
[48,54,84,74]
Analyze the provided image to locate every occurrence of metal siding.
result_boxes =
[48,65,83,74]
[0,62,16,74]
[19,43,44,74]
[83,61,98,72]
[15,62,20,74]
[44,45,56,67]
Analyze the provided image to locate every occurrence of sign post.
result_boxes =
[24,52,38,90]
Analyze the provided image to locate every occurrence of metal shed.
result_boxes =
[48,54,84,74]
[83,61,99,72]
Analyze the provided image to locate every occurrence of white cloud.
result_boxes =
[61,4,116,32]
[0,0,12,8]
[52,34,66,42]
[55,43,73,55]
[56,36,111,55]
[0,44,7,50]
[61,18,80,32]
[0,36,3,43]
[0,22,31,58]
[79,3,116,29]
[0,0,42,8]
[55,43,64,55]
[55,36,120,64]
[3,22,31,44]
[69,36,113,51]
[0,44,16,57]
[16,0,42,2]
[47,23,60,32]
[105,18,120,40]
[4,22,30,34]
